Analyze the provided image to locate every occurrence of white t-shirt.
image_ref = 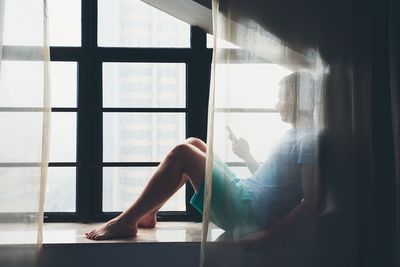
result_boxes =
[238,128,317,227]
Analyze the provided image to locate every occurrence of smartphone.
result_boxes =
[226,126,238,142]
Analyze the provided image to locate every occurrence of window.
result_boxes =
[46,0,211,222]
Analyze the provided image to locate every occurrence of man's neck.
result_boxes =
[292,116,314,129]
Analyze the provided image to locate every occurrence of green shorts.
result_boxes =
[190,156,254,232]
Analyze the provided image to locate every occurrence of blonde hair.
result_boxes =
[279,72,316,115]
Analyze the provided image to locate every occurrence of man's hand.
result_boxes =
[231,137,260,174]
[232,137,251,161]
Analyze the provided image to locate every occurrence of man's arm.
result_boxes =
[240,165,320,249]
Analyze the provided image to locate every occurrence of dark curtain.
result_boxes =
[215,0,400,266]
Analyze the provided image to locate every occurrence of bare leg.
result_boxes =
[137,173,189,228]
[86,140,206,240]
[137,137,207,228]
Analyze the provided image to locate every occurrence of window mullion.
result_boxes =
[76,0,101,222]
[185,26,212,221]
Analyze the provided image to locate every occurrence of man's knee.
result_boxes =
[170,143,192,159]
[186,137,206,152]
[186,137,202,145]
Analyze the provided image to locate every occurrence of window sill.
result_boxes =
[42,221,203,245]
[0,221,229,245]
[40,222,204,267]
[0,222,206,267]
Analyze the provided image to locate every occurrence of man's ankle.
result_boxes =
[117,215,138,228]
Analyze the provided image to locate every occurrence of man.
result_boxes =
[86,72,320,248]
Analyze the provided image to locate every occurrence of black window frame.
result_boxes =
[46,0,211,222]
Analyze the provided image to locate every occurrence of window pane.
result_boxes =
[103,167,185,212]
[49,113,77,162]
[103,63,186,108]
[45,167,76,212]
[215,64,292,109]
[0,112,43,163]
[48,0,81,46]
[0,167,41,212]
[50,62,77,107]
[3,0,44,46]
[0,61,44,108]
[98,0,190,47]
[103,113,185,162]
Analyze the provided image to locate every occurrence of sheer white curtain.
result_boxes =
[0,0,50,266]
[200,2,325,266]
[200,0,400,266]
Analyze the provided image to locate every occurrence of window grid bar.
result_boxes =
[51,108,189,113]
[52,108,78,112]
[102,162,160,167]
[102,108,187,113]
[101,211,191,222]
[50,47,81,61]
[96,47,193,62]
[74,0,100,222]
[48,162,77,167]
[0,163,41,167]
[184,27,210,221]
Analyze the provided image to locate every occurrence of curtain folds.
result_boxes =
[201,0,400,266]
[0,0,50,266]
[388,1,400,264]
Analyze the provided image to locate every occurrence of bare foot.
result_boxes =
[85,218,137,240]
[138,213,157,228]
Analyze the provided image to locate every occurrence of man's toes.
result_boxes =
[91,233,99,240]
[88,232,97,239]
[86,230,95,238]
[94,234,107,240]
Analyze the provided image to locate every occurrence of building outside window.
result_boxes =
[45,0,211,222]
